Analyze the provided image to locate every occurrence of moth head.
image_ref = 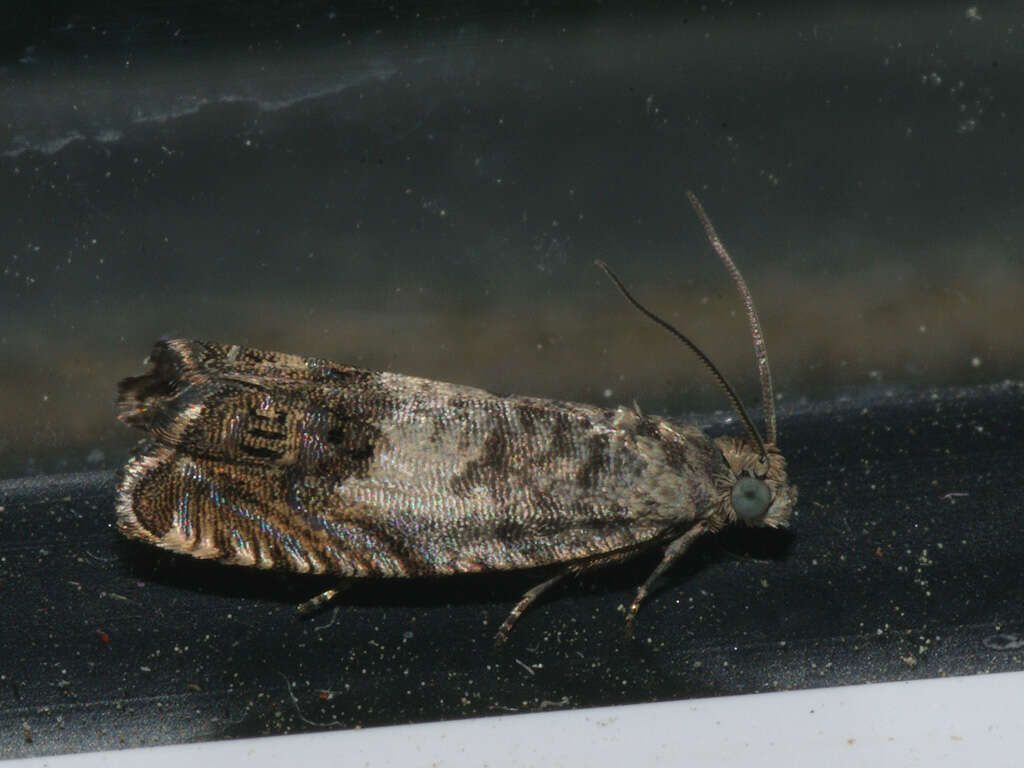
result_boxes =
[598,193,797,531]
[713,436,796,530]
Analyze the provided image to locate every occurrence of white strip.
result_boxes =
[10,671,1023,767]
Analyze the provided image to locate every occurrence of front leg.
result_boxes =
[625,520,710,637]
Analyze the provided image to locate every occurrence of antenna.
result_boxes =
[595,260,768,460]
[685,191,777,445]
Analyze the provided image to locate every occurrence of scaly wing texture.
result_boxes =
[117,339,721,577]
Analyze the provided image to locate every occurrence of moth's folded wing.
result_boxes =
[115,441,672,581]
[115,444,404,578]
[129,338,369,395]
[308,471,674,576]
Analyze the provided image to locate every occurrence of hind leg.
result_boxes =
[297,581,352,615]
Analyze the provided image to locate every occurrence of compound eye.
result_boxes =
[732,476,771,520]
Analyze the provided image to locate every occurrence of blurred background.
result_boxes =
[4,4,1024,758]
[1,1,1020,477]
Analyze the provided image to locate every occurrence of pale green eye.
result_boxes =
[732,476,771,520]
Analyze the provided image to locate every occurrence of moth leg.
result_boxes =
[626,521,710,637]
[297,582,352,615]
[495,549,644,645]
[495,571,569,646]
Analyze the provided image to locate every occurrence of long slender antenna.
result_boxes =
[685,191,777,445]
[595,260,768,460]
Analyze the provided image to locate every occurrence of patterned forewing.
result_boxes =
[117,340,712,577]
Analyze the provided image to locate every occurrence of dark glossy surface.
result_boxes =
[3,383,1023,757]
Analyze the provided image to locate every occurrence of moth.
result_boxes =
[116,191,796,642]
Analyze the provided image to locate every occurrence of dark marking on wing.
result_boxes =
[448,426,510,497]
[241,445,285,461]
[324,414,385,480]
[575,432,611,489]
